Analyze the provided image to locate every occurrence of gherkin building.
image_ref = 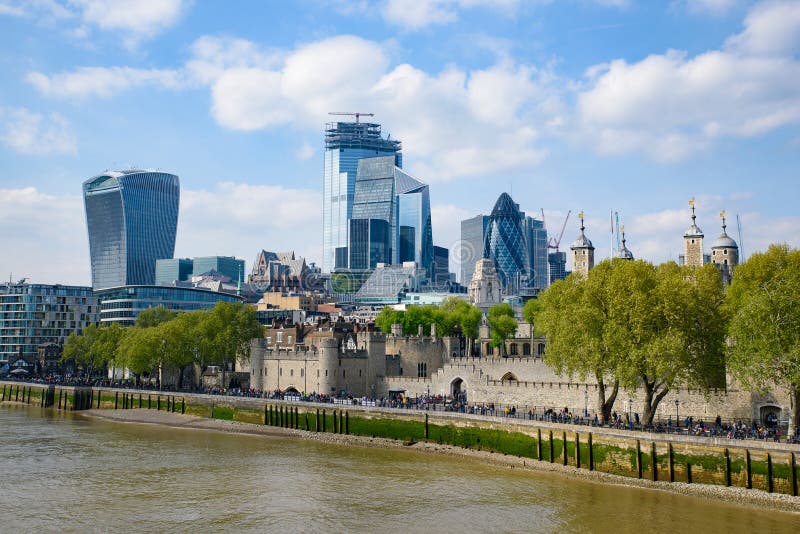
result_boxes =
[484,193,531,294]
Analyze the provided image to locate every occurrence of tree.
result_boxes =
[611,260,727,426]
[63,323,124,380]
[135,306,178,328]
[375,307,404,334]
[527,267,621,421]
[202,302,263,388]
[442,298,482,356]
[115,326,162,383]
[727,244,800,439]
[487,303,517,356]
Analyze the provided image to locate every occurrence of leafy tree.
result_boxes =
[375,307,405,334]
[115,326,162,383]
[528,267,620,421]
[442,298,482,356]
[611,260,727,426]
[201,302,263,387]
[135,306,178,328]
[63,323,125,380]
[727,244,800,438]
[487,303,517,356]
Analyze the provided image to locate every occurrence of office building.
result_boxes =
[433,246,450,287]
[155,256,245,286]
[548,252,568,283]
[95,285,243,326]
[485,193,530,294]
[523,216,549,291]
[83,170,179,290]
[322,120,401,273]
[155,258,193,286]
[459,215,490,285]
[345,156,433,274]
[0,281,98,367]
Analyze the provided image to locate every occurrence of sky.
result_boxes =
[0,0,798,285]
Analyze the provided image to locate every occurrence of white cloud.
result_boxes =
[0,107,77,155]
[2,0,190,47]
[26,67,188,99]
[576,1,800,162]
[681,0,741,15]
[724,0,800,56]
[0,183,323,286]
[381,0,521,30]
[0,188,88,285]
[295,142,315,161]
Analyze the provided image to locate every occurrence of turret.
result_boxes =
[683,198,705,267]
[614,226,634,260]
[318,337,339,396]
[570,211,594,276]
[710,211,738,284]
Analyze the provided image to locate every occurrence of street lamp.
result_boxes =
[675,399,680,428]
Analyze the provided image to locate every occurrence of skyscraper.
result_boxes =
[322,120,401,273]
[83,170,180,289]
[345,156,433,274]
[459,215,490,284]
[485,193,530,294]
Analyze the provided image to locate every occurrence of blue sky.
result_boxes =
[0,0,798,285]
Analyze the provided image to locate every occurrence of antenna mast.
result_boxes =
[736,214,745,261]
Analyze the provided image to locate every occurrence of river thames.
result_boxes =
[0,404,797,532]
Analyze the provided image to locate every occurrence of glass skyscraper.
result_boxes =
[345,156,433,274]
[322,121,401,273]
[485,193,530,293]
[460,215,490,284]
[523,217,549,291]
[83,170,180,290]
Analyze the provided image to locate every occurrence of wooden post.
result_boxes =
[264,404,269,425]
[114,391,118,409]
[588,433,594,471]
[148,395,152,410]
[345,411,349,435]
[575,433,581,469]
[28,387,32,404]
[767,453,773,493]
[668,443,675,483]
[181,397,185,415]
[724,448,731,487]
[562,431,568,466]
[651,442,658,481]
[57,388,62,409]
[425,413,429,440]
[791,452,798,497]
[636,440,642,479]
[295,407,299,429]
[745,450,752,489]
[15,385,20,402]
[549,430,554,463]
[305,412,309,431]
[1,384,5,401]
[157,396,161,411]
[537,429,542,461]
[316,409,320,432]
[687,463,692,484]
[322,409,327,432]
[139,394,142,409]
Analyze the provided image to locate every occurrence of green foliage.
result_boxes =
[374,298,482,343]
[63,323,125,375]
[487,303,517,354]
[727,244,800,436]
[135,307,178,328]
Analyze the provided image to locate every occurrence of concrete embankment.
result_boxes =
[4,380,800,510]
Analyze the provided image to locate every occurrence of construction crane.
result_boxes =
[328,112,375,123]
[541,209,571,252]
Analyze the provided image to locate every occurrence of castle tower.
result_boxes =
[318,337,339,396]
[710,211,739,284]
[468,258,501,310]
[614,226,634,261]
[570,212,594,276]
[683,198,705,267]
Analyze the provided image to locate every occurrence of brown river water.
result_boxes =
[0,404,797,533]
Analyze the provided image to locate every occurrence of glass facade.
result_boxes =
[486,193,530,293]
[548,251,568,283]
[96,285,243,326]
[322,121,401,273]
[155,258,194,285]
[396,169,434,275]
[524,217,549,291]
[83,170,179,290]
[0,282,98,365]
[348,218,391,270]
[191,256,245,281]
[459,215,490,284]
[433,245,450,286]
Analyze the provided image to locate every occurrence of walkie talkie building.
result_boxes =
[83,170,180,290]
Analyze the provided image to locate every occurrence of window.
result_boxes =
[290,369,294,377]
[538,344,545,356]
[266,337,272,345]
[280,368,283,376]
[523,343,531,356]
[417,362,427,378]
[300,369,304,377]
[277,332,283,343]
[359,370,362,377]
[288,335,292,344]
[510,344,518,356]
[342,370,346,378]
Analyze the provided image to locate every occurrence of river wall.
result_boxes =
[3,381,799,497]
